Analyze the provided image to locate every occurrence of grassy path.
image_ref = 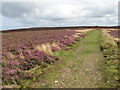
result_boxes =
[28,30,105,88]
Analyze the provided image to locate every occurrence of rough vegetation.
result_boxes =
[100,30,119,88]
[2,29,119,88]
[2,29,90,88]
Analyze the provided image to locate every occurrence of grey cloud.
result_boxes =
[2,2,35,18]
[1,0,118,30]
[81,4,117,18]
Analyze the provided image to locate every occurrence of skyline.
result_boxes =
[0,0,119,30]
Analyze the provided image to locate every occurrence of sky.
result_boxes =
[0,0,119,30]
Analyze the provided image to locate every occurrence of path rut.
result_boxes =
[51,30,104,88]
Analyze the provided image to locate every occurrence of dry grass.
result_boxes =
[75,29,93,34]
[72,34,80,38]
[114,38,120,43]
[102,30,117,46]
[35,42,62,55]
[101,29,118,31]
[8,52,15,59]
[18,50,25,59]
[35,43,53,55]
[102,29,119,43]
[52,42,61,50]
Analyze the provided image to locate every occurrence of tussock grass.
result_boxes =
[75,29,93,33]
[101,30,117,46]
[51,42,61,50]
[35,43,53,55]
[7,52,15,59]
[101,29,118,31]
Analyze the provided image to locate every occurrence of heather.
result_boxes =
[2,29,85,85]
[2,29,119,88]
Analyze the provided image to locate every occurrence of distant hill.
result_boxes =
[1,26,120,33]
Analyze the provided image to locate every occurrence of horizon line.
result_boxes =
[1,25,119,31]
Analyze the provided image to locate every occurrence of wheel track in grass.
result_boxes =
[28,30,105,88]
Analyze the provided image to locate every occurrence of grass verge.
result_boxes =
[100,30,119,88]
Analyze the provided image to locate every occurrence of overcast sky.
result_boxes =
[0,0,119,30]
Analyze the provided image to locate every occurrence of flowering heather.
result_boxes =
[32,49,46,57]
[2,29,85,85]
[108,30,120,38]
[2,68,21,84]
[58,43,68,50]
[78,34,85,38]
[5,69,17,75]
[19,44,28,50]
[8,61,20,65]
[2,48,59,84]
[11,76,19,79]
[2,30,76,51]
[46,56,54,63]
[51,46,60,52]
[62,38,75,45]
[68,34,73,37]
